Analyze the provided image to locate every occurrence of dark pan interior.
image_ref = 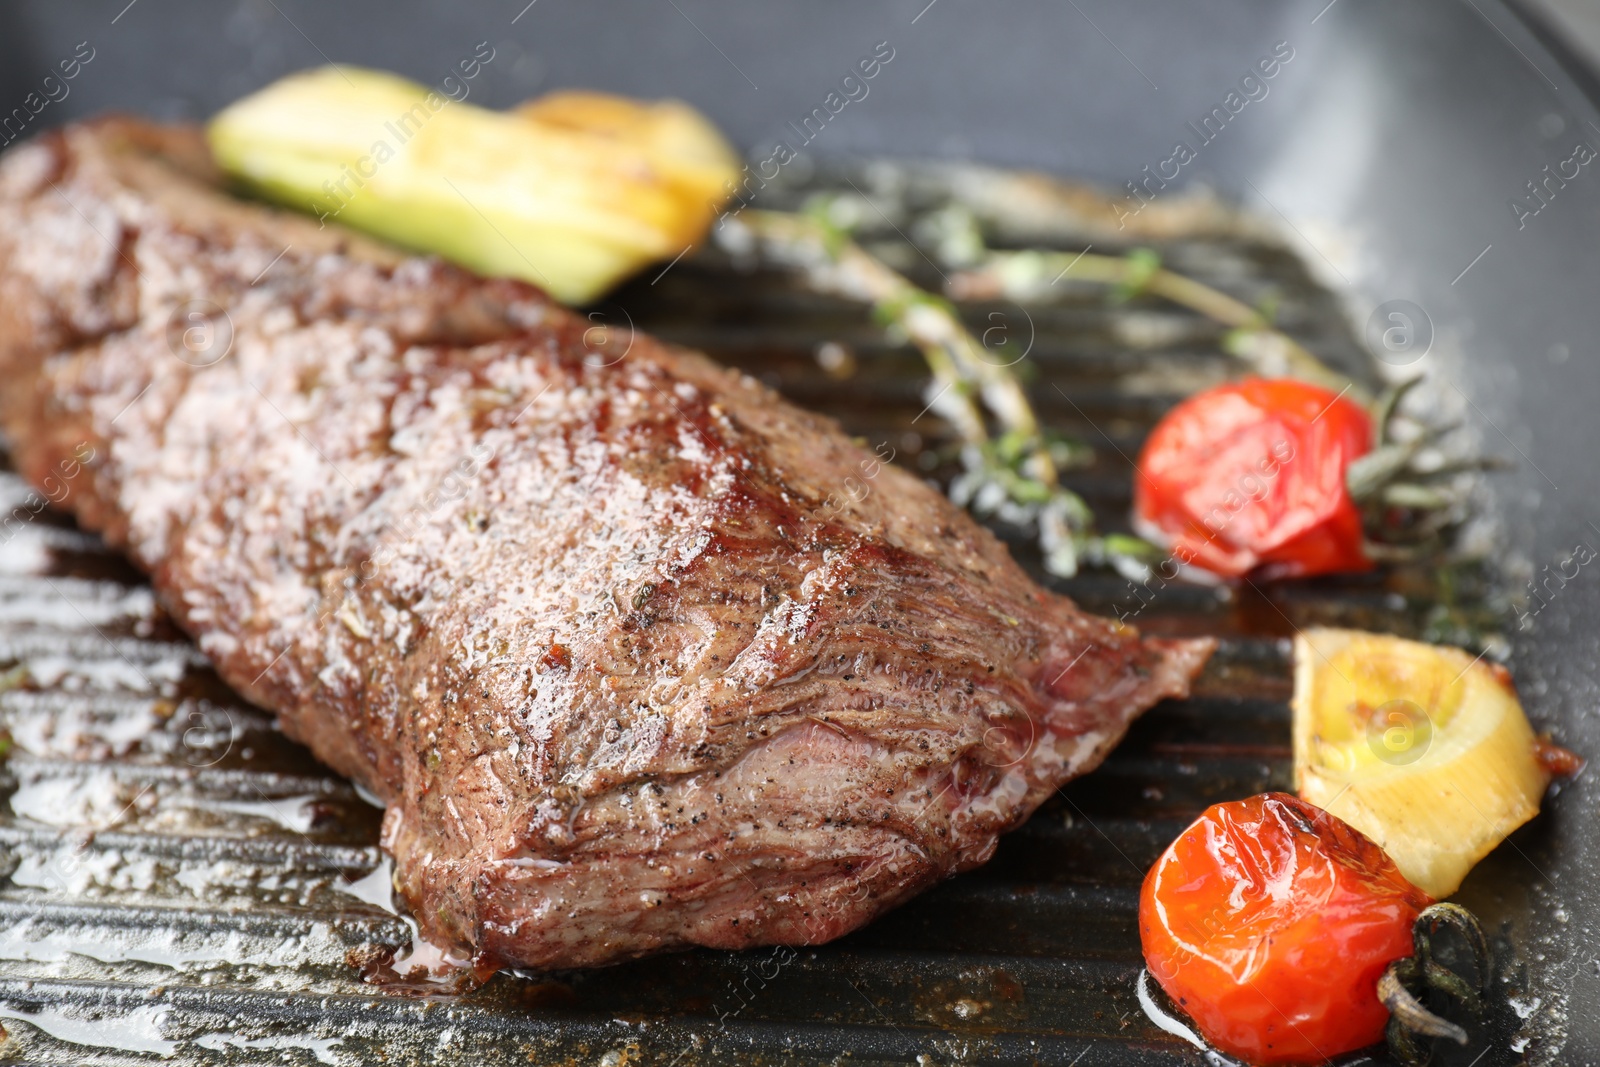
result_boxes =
[0,1,1596,1064]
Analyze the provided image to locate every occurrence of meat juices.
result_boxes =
[0,120,1213,970]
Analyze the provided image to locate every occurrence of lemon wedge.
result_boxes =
[208,68,740,304]
[1293,627,1550,898]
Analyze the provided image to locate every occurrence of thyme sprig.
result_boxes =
[719,194,1483,582]
[930,203,1361,400]
[717,204,1155,579]
[1381,903,1489,1066]
[923,204,1498,567]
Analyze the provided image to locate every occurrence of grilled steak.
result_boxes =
[0,119,1213,971]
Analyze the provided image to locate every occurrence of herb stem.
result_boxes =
[950,248,1365,402]
[716,208,1139,576]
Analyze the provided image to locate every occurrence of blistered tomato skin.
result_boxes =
[1140,793,1430,1066]
[1134,378,1373,580]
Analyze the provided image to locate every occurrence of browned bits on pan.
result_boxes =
[1535,737,1585,778]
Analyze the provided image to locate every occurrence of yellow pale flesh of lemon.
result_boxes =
[1292,627,1550,899]
[208,68,741,304]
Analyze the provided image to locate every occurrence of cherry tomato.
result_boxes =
[1140,793,1430,1066]
[1134,378,1373,579]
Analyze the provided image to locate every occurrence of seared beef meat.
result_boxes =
[0,119,1212,970]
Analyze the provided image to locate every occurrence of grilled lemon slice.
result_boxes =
[1293,627,1550,898]
[208,68,739,304]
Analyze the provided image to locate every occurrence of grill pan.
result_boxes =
[0,1,1596,1064]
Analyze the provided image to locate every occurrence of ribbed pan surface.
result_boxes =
[0,163,1527,1065]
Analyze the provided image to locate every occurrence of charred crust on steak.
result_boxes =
[0,118,1214,971]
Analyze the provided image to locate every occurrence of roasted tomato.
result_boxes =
[1134,378,1373,579]
[1140,793,1430,1066]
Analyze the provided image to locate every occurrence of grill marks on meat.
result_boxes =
[0,119,1213,970]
